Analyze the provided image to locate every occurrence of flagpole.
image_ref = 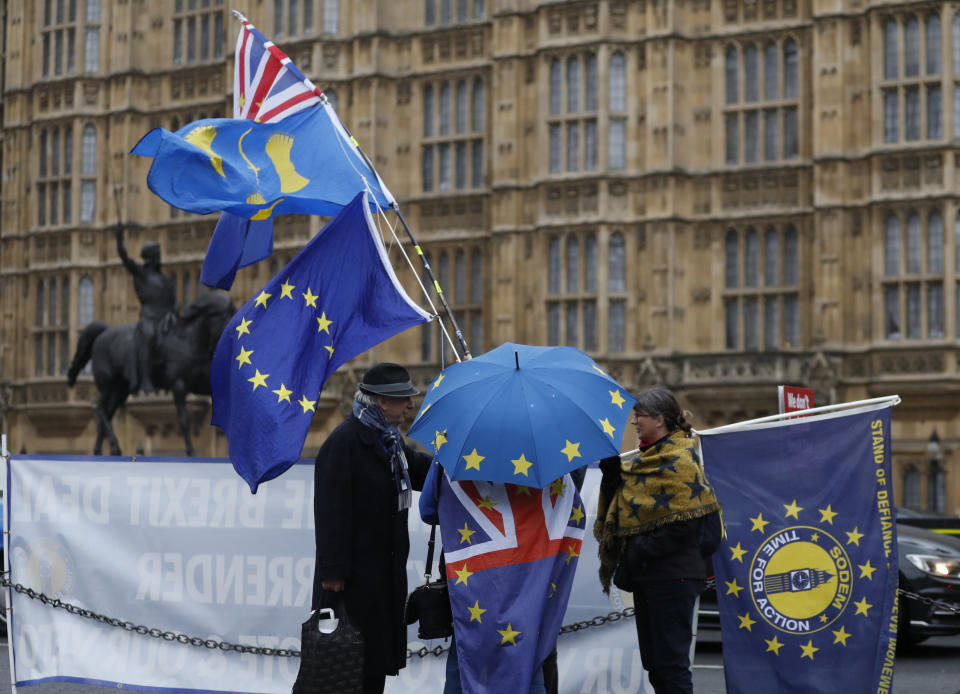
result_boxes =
[393,209,472,360]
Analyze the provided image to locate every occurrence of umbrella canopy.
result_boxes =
[408,342,637,488]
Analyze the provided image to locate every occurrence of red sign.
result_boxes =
[778,385,814,414]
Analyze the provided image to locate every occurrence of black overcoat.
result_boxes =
[311,415,431,677]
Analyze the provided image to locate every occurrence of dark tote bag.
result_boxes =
[292,597,364,694]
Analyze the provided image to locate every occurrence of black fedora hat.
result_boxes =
[359,363,420,397]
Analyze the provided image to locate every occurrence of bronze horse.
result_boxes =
[67,291,236,456]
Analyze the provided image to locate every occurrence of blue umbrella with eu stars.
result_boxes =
[407,342,637,489]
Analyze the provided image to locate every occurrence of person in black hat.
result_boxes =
[312,362,432,694]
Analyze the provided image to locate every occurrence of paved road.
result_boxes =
[1,633,957,693]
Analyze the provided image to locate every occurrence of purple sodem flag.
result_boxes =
[210,191,430,492]
[699,404,899,694]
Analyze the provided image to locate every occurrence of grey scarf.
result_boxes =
[353,400,412,511]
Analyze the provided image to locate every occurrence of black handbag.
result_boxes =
[404,464,453,640]
[292,596,364,694]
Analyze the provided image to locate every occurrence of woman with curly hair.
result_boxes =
[595,387,721,694]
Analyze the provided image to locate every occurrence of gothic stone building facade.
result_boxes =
[1,0,958,514]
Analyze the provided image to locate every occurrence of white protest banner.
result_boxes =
[5,457,652,693]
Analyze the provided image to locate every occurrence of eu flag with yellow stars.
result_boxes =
[210,191,430,492]
[435,469,585,693]
[698,403,900,694]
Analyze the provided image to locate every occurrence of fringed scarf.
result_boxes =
[594,430,720,592]
[353,400,413,511]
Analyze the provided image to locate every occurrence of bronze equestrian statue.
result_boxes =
[67,227,236,456]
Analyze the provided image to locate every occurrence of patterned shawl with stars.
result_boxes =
[594,429,720,591]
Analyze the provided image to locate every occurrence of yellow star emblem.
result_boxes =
[818,505,838,525]
[497,623,520,646]
[433,430,448,451]
[454,564,474,586]
[819,614,829,623]
[564,543,580,565]
[560,440,581,462]
[467,600,486,623]
[513,485,531,496]
[272,383,293,403]
[511,453,533,477]
[846,527,864,546]
[325,344,334,357]
[853,596,872,617]
[858,559,877,580]
[432,373,445,390]
[316,312,332,334]
[302,287,318,308]
[749,513,769,533]
[235,345,253,368]
[235,317,252,337]
[477,496,498,510]
[248,369,268,390]
[599,417,616,437]
[811,532,820,542]
[298,395,316,413]
[550,478,567,497]
[280,280,295,299]
[457,522,476,544]
[254,290,271,308]
[783,499,803,519]
[737,613,756,631]
[765,635,784,655]
[729,542,747,563]
[725,578,744,597]
[609,389,626,408]
[463,449,485,471]
[800,639,819,660]
[832,625,851,646]
[570,505,585,524]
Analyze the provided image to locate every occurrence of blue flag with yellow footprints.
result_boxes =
[699,406,899,694]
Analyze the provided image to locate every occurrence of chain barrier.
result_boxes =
[4,572,959,663]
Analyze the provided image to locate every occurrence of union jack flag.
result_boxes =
[438,473,584,693]
[232,13,322,123]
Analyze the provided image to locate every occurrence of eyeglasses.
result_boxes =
[632,411,655,419]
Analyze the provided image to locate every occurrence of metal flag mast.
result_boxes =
[227,11,471,361]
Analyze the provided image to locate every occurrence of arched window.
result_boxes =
[457,0,468,22]
[422,146,434,191]
[565,235,579,293]
[566,57,580,113]
[36,280,45,326]
[783,40,798,99]
[764,227,779,286]
[725,230,739,288]
[744,229,759,287]
[725,46,739,104]
[884,19,899,79]
[81,124,96,174]
[608,232,625,293]
[744,44,758,102]
[927,211,943,272]
[902,466,921,508]
[472,79,484,132]
[585,54,597,111]
[548,237,561,294]
[473,0,484,19]
[470,249,483,303]
[926,13,941,75]
[78,275,94,325]
[48,278,57,328]
[440,0,451,24]
[80,181,95,222]
[454,250,466,303]
[584,234,597,292]
[549,59,562,115]
[764,43,778,99]
[439,83,450,135]
[954,15,960,76]
[905,212,922,273]
[884,214,900,275]
[425,0,435,26]
[609,52,626,111]
[905,16,919,77]
[955,210,960,272]
[783,226,798,285]
[423,85,434,137]
[456,81,468,134]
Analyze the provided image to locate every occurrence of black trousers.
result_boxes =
[633,579,704,694]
